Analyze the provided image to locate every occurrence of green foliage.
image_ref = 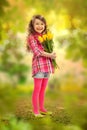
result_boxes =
[0,0,87,37]
[63,125,82,130]
[0,84,19,115]
[68,31,87,67]
[24,0,57,11]
[0,84,87,130]
[67,30,86,62]
[64,0,87,28]
[71,105,87,130]
[51,109,71,125]
[58,29,87,68]
[0,32,29,85]
[0,0,9,17]
[61,87,87,130]
[0,0,9,40]
[49,77,61,91]
[0,116,32,130]
[15,97,32,120]
[14,91,87,130]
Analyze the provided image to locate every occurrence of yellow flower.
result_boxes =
[38,36,44,43]
[47,32,53,40]
[42,34,47,41]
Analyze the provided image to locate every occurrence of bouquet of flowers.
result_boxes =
[38,32,59,69]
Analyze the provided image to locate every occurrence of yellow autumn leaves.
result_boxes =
[38,32,53,43]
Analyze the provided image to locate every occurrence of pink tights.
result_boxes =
[32,78,48,114]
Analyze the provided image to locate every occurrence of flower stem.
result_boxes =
[52,59,60,69]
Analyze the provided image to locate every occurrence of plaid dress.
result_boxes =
[27,34,54,77]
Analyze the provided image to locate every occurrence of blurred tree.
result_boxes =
[61,0,87,30]
[55,0,87,69]
[0,32,29,86]
[0,0,9,17]
[0,0,87,78]
[58,30,87,68]
[0,0,87,40]
[0,0,9,40]
[66,30,87,67]
[0,0,27,43]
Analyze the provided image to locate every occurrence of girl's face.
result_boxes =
[33,18,45,34]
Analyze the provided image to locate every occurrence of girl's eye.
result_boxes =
[35,22,44,25]
[36,23,39,25]
[41,23,44,25]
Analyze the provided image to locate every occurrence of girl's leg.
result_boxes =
[32,78,43,114]
[39,78,49,112]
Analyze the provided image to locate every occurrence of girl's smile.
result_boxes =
[33,19,45,34]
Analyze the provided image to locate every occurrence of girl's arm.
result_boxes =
[28,35,56,59]
[28,35,42,57]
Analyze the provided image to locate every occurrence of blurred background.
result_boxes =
[0,0,87,130]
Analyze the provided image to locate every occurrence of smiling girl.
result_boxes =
[27,15,56,117]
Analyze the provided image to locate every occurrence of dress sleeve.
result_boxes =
[27,35,42,57]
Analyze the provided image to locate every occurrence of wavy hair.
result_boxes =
[28,14,47,35]
[26,15,48,51]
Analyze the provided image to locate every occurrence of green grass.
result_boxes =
[0,85,87,130]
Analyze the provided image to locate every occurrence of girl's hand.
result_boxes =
[50,52,56,59]
[41,51,56,59]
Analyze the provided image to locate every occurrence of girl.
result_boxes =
[27,15,56,117]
